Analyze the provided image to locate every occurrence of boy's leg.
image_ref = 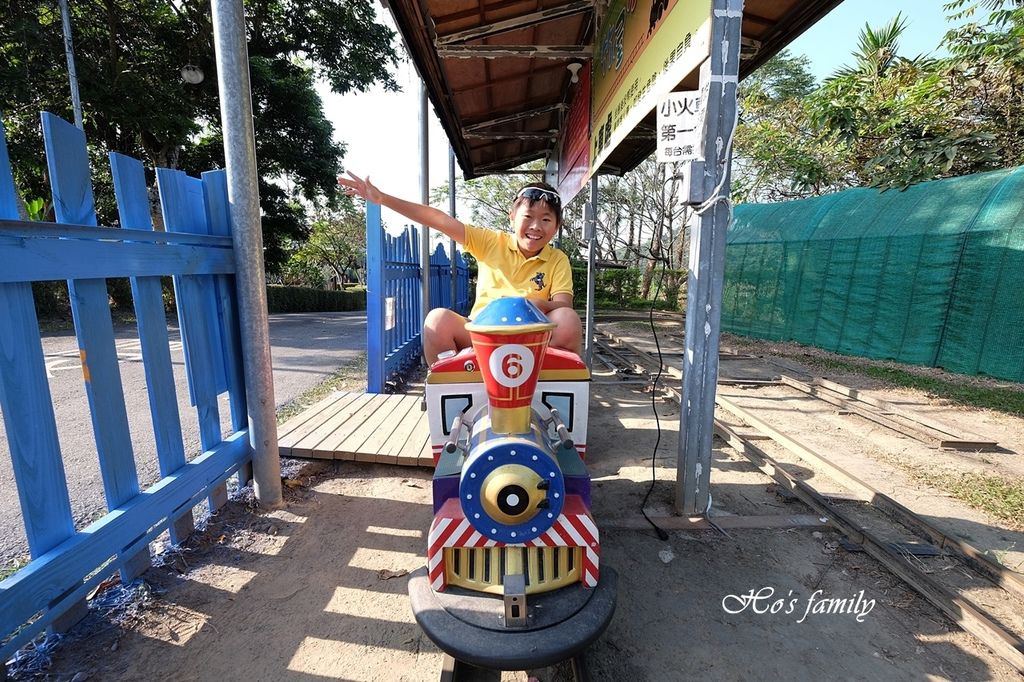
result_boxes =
[424,308,471,364]
[547,307,583,356]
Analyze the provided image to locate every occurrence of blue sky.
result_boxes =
[789,0,958,81]
[320,0,960,220]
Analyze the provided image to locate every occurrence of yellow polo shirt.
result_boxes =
[464,224,574,319]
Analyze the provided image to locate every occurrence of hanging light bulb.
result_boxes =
[566,62,583,84]
[181,64,204,84]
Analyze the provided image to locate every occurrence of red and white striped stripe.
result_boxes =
[427,498,599,591]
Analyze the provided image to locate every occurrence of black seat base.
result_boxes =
[408,566,618,671]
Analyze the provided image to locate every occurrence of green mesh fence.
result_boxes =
[723,166,1024,382]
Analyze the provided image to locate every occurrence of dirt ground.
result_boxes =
[21,324,1024,681]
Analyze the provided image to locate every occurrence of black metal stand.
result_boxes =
[408,566,617,679]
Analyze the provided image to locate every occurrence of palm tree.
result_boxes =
[830,14,910,80]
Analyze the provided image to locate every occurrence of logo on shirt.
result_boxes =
[530,271,546,291]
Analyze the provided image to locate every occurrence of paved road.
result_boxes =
[0,312,367,565]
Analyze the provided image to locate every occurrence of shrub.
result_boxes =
[266,285,367,313]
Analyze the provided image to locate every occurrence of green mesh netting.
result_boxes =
[722,166,1024,382]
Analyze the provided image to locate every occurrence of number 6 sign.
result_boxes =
[490,344,535,388]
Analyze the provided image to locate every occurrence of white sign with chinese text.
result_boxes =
[657,90,704,163]
[385,297,396,331]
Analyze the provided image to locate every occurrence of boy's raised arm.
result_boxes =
[338,172,466,245]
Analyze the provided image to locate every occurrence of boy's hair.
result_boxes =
[512,181,563,226]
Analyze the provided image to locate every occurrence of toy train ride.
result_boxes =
[408,298,617,675]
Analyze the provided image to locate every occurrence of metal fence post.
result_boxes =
[584,176,598,367]
[367,202,384,393]
[210,0,281,507]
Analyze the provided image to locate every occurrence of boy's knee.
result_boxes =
[548,307,581,329]
[424,307,451,330]
[547,307,582,355]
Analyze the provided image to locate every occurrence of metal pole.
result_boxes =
[584,175,597,367]
[210,0,282,508]
[449,144,458,311]
[675,0,742,516]
[58,0,84,130]
[420,79,430,326]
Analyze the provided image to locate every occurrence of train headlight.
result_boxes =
[481,465,544,525]
[459,439,564,543]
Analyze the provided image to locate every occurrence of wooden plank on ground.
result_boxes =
[813,377,998,449]
[289,393,374,457]
[321,394,404,460]
[278,387,354,440]
[380,398,427,464]
[360,395,419,462]
[318,394,392,460]
[397,414,432,467]
[278,391,362,454]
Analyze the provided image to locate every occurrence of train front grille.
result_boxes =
[444,546,582,594]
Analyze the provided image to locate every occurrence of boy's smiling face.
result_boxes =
[510,200,559,258]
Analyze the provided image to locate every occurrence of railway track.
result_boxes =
[440,653,590,681]
[596,330,1024,675]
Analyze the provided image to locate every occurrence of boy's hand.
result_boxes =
[338,172,383,205]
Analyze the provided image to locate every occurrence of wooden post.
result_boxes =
[675,0,742,516]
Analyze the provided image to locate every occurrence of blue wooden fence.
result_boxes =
[0,112,250,661]
[366,205,470,392]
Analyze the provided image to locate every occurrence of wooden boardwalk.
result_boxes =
[277,392,433,467]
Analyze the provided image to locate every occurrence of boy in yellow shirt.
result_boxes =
[338,173,582,364]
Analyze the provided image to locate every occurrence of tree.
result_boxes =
[291,206,368,287]
[810,14,1000,188]
[732,50,855,202]
[1,0,399,271]
[942,0,1024,168]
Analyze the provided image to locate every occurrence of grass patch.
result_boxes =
[276,353,368,424]
[791,356,1024,417]
[903,467,1024,532]
[0,558,28,581]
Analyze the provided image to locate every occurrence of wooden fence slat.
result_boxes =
[0,220,233,246]
[111,152,195,544]
[41,113,97,226]
[0,282,75,557]
[109,152,153,230]
[0,236,236,283]
[0,117,18,219]
[2,110,250,651]
[202,170,248,433]
[0,431,249,653]
[157,168,229,403]
[43,116,152,580]
[42,117,142,502]
[67,280,142,503]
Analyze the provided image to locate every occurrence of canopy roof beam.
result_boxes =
[464,104,565,131]
[436,0,594,46]
[465,132,556,139]
[475,149,547,171]
[438,45,592,59]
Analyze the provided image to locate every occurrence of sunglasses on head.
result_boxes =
[515,187,561,208]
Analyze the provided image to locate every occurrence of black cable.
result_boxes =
[640,257,669,541]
